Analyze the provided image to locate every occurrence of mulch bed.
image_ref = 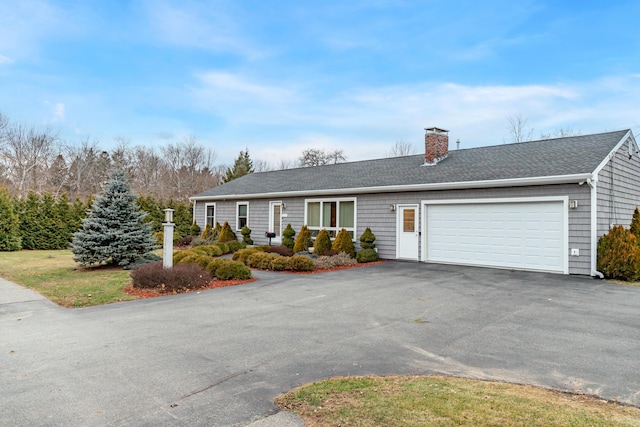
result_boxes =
[124,260,385,300]
[124,278,257,299]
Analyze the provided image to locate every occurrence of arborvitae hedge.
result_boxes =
[293,225,312,254]
[0,187,21,251]
[332,228,355,258]
[313,229,332,256]
[631,207,640,239]
[597,225,640,281]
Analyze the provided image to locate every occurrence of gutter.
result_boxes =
[189,173,593,202]
[587,177,604,279]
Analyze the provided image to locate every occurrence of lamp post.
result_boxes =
[163,208,174,269]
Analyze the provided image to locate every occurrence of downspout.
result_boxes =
[587,177,605,278]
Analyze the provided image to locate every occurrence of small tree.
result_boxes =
[282,224,296,249]
[201,223,213,239]
[71,169,156,267]
[217,221,237,242]
[631,207,640,239]
[359,227,376,250]
[332,228,355,258]
[293,225,312,254]
[597,225,640,281]
[313,229,332,256]
[241,225,253,245]
[211,221,222,240]
[0,187,21,251]
[223,149,254,183]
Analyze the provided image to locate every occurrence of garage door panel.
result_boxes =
[427,201,565,273]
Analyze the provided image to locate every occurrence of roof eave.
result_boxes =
[189,173,593,201]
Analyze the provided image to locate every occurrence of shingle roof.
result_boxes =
[192,130,630,199]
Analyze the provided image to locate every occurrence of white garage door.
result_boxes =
[426,201,566,273]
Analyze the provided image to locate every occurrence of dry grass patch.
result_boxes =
[276,375,640,427]
[0,250,136,307]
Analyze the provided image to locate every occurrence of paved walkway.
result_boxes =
[2,263,640,426]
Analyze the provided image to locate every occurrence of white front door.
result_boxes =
[269,201,283,243]
[396,205,419,260]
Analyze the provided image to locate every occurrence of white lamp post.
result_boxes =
[162,208,174,269]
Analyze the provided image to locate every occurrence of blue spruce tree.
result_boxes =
[71,169,156,267]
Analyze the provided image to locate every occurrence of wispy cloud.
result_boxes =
[0,54,13,64]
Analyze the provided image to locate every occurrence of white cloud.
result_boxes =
[0,54,13,64]
[53,103,65,122]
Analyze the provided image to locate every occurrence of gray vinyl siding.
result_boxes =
[596,137,640,237]
[195,183,592,275]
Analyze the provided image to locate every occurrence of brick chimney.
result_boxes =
[424,127,449,165]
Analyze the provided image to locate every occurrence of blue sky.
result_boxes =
[1,0,640,166]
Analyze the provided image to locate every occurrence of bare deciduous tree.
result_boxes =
[387,140,416,157]
[539,128,580,139]
[505,113,534,144]
[299,148,347,167]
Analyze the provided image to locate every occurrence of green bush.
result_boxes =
[293,225,313,254]
[189,222,201,236]
[631,207,640,239]
[215,260,252,280]
[200,223,213,239]
[356,248,379,263]
[247,252,281,269]
[287,255,315,272]
[192,245,223,257]
[270,256,289,271]
[241,225,253,245]
[227,240,246,253]
[213,242,230,254]
[131,262,212,292]
[218,221,238,243]
[282,224,296,249]
[359,227,376,250]
[233,247,264,263]
[173,250,192,264]
[313,229,332,256]
[597,225,640,281]
[211,222,222,240]
[332,228,355,258]
[206,257,228,275]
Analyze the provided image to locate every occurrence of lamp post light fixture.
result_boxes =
[162,209,175,269]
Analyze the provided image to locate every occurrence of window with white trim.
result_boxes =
[305,198,356,238]
[236,202,249,230]
[205,203,216,227]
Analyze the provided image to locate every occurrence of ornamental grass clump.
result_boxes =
[313,229,332,256]
[293,225,313,254]
[331,228,355,258]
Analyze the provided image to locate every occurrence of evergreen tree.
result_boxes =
[223,149,254,183]
[54,193,75,249]
[71,169,156,267]
[38,193,59,249]
[0,187,21,251]
[631,206,640,239]
[17,192,41,250]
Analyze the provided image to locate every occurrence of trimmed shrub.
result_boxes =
[356,248,380,263]
[247,252,281,269]
[265,245,293,257]
[233,247,264,263]
[631,207,640,239]
[192,245,223,257]
[227,240,246,253]
[173,250,192,264]
[314,255,336,270]
[294,250,317,259]
[176,236,193,247]
[200,223,213,239]
[241,225,253,245]
[206,257,228,275]
[332,228,355,258]
[597,225,640,281]
[218,221,237,243]
[287,255,315,272]
[313,229,332,256]
[282,224,296,249]
[212,242,230,254]
[189,222,201,236]
[215,260,252,280]
[270,256,289,271]
[293,225,313,254]
[131,262,212,292]
[359,227,376,250]
[328,252,358,267]
[211,222,222,241]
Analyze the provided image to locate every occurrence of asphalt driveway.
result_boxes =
[2,262,639,426]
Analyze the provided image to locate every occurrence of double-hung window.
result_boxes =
[236,202,249,230]
[305,198,356,238]
[205,203,216,227]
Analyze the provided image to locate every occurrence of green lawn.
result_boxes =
[0,250,137,307]
[276,376,640,427]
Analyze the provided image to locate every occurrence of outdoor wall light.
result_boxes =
[389,204,396,212]
[282,202,286,209]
